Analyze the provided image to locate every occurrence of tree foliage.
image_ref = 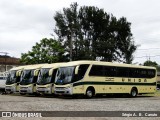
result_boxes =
[20,3,137,64]
[143,60,158,66]
[20,38,65,64]
[143,60,160,71]
[54,2,137,63]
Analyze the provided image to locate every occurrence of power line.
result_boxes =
[135,55,160,58]
[137,48,160,50]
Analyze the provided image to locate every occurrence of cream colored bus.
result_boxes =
[54,61,157,98]
[19,64,47,95]
[5,66,27,93]
[36,63,65,95]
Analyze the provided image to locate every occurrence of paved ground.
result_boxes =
[0,94,160,120]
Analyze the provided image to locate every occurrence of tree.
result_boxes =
[144,60,158,66]
[20,38,65,64]
[54,2,137,63]
[143,60,160,71]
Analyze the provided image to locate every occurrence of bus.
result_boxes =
[36,63,65,95]
[19,64,47,95]
[54,60,157,98]
[0,71,8,93]
[5,66,27,93]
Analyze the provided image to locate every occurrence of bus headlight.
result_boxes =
[65,86,71,89]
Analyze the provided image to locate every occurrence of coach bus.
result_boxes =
[36,63,65,95]
[19,64,47,95]
[54,61,157,98]
[5,66,27,93]
[0,71,8,93]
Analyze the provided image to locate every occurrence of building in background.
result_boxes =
[0,55,22,72]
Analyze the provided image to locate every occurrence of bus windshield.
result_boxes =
[5,70,17,85]
[55,66,75,85]
[20,69,34,85]
[37,68,52,85]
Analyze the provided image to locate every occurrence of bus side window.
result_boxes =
[103,66,117,77]
[73,64,89,82]
[16,76,21,82]
[116,67,128,77]
[77,65,89,80]
[51,69,57,83]
[128,68,134,78]
[140,69,147,78]
[33,71,39,83]
[89,65,103,76]
[147,69,156,78]
[33,76,37,83]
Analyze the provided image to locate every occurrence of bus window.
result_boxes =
[140,69,147,78]
[103,66,117,77]
[77,64,89,80]
[51,69,57,83]
[147,69,156,78]
[89,65,104,76]
[116,67,129,77]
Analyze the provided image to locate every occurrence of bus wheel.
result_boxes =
[86,87,95,98]
[130,88,137,97]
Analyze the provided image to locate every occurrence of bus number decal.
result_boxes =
[144,79,147,82]
[128,78,131,82]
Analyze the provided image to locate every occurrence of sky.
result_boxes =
[0,0,160,64]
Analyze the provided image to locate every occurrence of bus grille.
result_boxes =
[20,90,27,92]
[56,91,65,94]
[5,89,11,91]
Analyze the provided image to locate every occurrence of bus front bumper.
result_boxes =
[54,87,72,95]
[36,87,52,94]
[5,86,16,93]
[19,86,33,94]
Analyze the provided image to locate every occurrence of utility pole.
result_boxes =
[0,52,8,71]
[149,55,151,61]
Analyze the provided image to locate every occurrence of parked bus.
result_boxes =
[54,61,157,98]
[5,66,27,93]
[36,63,65,95]
[19,64,47,95]
[0,71,8,93]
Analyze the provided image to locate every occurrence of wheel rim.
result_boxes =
[132,90,137,96]
[87,90,93,98]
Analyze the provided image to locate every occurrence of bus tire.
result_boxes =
[86,87,95,98]
[130,87,138,97]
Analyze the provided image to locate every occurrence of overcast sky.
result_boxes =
[0,0,160,64]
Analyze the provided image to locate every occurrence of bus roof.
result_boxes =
[59,60,156,69]
[40,63,66,69]
[9,65,29,71]
[23,64,48,70]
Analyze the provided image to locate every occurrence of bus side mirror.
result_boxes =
[34,70,39,76]
[18,71,22,76]
[16,71,19,76]
[49,69,53,76]
[75,66,79,75]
